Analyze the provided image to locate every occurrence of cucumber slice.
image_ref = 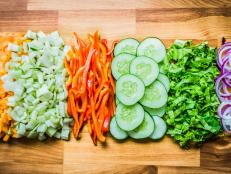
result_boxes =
[110,117,128,140]
[140,81,167,108]
[115,97,120,105]
[130,56,159,86]
[128,112,154,139]
[114,38,139,56]
[137,37,166,63]
[143,104,166,117]
[157,74,170,92]
[116,74,145,106]
[159,62,166,74]
[150,116,167,140]
[111,53,135,80]
[115,103,144,131]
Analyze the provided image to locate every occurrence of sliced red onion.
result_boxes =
[217,101,231,118]
[217,84,231,97]
[215,73,231,100]
[221,55,231,74]
[221,117,231,133]
[217,43,231,67]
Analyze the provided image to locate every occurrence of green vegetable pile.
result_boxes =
[164,40,222,148]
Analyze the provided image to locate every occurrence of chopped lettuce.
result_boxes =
[164,40,221,148]
[3,31,72,140]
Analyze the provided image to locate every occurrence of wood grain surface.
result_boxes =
[0,0,231,173]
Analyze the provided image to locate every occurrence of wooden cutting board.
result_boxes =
[0,0,231,173]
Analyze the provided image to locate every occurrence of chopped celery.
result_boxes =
[4,31,72,140]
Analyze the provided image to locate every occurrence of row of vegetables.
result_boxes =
[0,31,230,148]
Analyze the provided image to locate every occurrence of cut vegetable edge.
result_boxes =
[137,37,166,63]
[115,103,145,131]
[111,53,136,80]
[157,73,170,92]
[143,104,166,117]
[128,112,154,139]
[110,117,128,140]
[114,38,139,56]
[139,80,168,108]
[149,116,167,140]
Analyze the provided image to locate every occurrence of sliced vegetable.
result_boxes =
[130,56,159,86]
[115,103,144,131]
[149,116,167,140]
[139,81,168,108]
[215,42,231,134]
[128,112,154,139]
[157,73,170,92]
[0,33,23,141]
[111,53,135,80]
[116,74,145,106]
[66,32,116,144]
[110,117,128,140]
[143,105,166,117]
[137,37,166,63]
[114,38,139,56]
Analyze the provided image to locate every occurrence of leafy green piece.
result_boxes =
[164,40,221,148]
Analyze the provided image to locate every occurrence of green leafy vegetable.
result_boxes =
[164,40,221,148]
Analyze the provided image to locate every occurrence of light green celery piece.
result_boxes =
[3,31,73,140]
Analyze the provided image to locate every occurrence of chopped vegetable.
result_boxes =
[215,42,231,133]
[65,32,116,145]
[164,40,221,148]
[2,31,72,140]
[0,33,23,141]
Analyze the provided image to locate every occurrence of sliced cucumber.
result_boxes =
[137,37,166,63]
[143,104,166,117]
[114,38,139,56]
[115,103,144,131]
[115,97,120,105]
[110,117,128,140]
[111,53,135,80]
[150,116,167,140]
[159,62,166,74]
[130,56,159,86]
[157,74,170,92]
[139,81,167,108]
[116,74,145,106]
[128,112,154,139]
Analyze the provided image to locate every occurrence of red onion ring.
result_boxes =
[221,117,231,133]
[217,101,231,118]
[217,43,231,67]
[221,55,231,74]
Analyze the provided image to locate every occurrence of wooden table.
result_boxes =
[0,0,231,173]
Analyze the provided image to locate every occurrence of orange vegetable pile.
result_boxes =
[65,32,116,145]
[0,33,23,141]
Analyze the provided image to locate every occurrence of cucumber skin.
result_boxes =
[111,53,135,80]
[149,116,167,140]
[110,117,128,140]
[128,112,154,139]
[115,103,145,131]
[142,105,166,117]
[114,38,139,56]
[139,81,168,108]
